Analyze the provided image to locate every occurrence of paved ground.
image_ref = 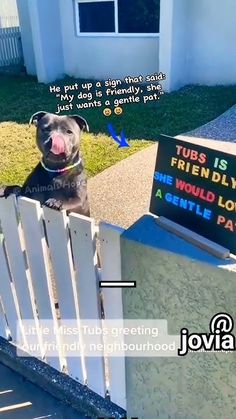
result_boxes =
[88,143,158,229]
[88,105,236,228]
[0,363,87,419]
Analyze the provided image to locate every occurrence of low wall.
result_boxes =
[121,214,236,419]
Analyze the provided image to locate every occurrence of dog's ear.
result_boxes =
[69,115,89,132]
[29,111,47,126]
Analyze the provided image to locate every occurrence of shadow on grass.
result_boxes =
[0,74,236,141]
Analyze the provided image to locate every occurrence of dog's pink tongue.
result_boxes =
[50,135,65,155]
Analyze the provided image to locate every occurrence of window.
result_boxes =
[75,0,160,35]
[78,1,115,33]
[118,0,159,34]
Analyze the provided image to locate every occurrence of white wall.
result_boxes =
[15,0,236,88]
[17,0,36,75]
[17,0,159,83]
[170,0,191,88]
[187,0,236,85]
[59,0,159,81]
[17,0,65,82]
[160,0,236,91]
[29,0,65,83]
[159,0,190,92]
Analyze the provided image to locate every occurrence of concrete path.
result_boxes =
[88,105,236,228]
[88,143,157,229]
[0,363,87,419]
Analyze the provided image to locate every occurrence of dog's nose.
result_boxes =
[50,134,65,155]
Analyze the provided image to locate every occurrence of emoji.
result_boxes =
[114,107,123,116]
[103,108,112,117]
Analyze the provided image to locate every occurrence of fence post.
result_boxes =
[99,222,126,410]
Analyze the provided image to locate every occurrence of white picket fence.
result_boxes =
[0,0,23,67]
[0,26,23,67]
[0,195,126,409]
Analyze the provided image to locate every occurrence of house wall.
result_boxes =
[160,0,236,91]
[159,0,190,91]
[187,0,236,85]
[17,0,64,82]
[29,0,64,83]
[0,0,19,28]
[31,0,64,82]
[59,0,159,81]
[15,0,236,88]
[169,0,191,88]
[16,0,36,75]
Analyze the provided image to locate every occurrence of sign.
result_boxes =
[150,135,236,254]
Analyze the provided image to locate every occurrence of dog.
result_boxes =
[0,111,90,217]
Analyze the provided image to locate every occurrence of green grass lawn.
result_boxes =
[0,74,236,185]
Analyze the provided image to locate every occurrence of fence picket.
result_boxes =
[99,222,126,410]
[6,30,12,63]
[8,27,14,60]
[43,207,84,382]
[0,236,21,343]
[0,196,41,351]
[69,213,106,397]
[18,197,63,371]
[0,298,7,339]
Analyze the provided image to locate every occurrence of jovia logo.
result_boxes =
[178,313,235,356]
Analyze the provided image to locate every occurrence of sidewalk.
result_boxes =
[0,363,87,419]
[88,105,236,228]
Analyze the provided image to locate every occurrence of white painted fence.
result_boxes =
[0,0,19,28]
[0,26,23,66]
[0,195,126,410]
[0,0,23,67]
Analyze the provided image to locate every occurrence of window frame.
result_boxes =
[75,0,160,37]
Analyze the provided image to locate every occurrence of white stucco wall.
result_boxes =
[187,0,236,85]
[160,0,236,91]
[16,0,236,88]
[59,0,159,81]
[16,0,36,75]
[17,0,65,81]
[169,0,191,88]
[159,0,190,92]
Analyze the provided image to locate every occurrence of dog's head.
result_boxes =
[29,111,89,164]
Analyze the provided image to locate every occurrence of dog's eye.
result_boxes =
[41,126,50,132]
[67,129,73,134]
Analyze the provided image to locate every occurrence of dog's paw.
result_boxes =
[43,198,63,211]
[0,185,21,198]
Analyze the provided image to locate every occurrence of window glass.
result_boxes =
[118,0,160,33]
[79,1,115,33]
